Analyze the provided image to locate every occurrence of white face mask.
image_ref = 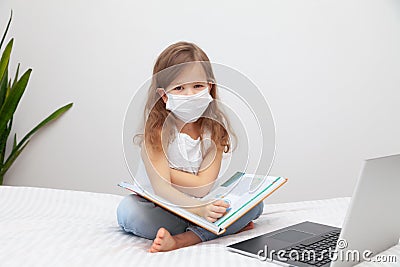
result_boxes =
[165,87,213,123]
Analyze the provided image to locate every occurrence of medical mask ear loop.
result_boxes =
[162,88,168,98]
[156,87,168,106]
[162,88,173,111]
[160,88,179,134]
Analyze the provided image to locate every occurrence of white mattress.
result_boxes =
[0,186,398,267]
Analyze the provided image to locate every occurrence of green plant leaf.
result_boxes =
[0,128,6,166]
[13,133,17,149]
[0,39,13,82]
[0,67,8,108]
[0,116,12,166]
[1,103,73,182]
[16,102,73,151]
[0,140,29,178]
[0,68,31,132]
[0,10,12,50]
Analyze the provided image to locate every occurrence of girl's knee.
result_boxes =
[116,194,143,228]
[258,201,264,212]
[116,194,160,239]
[254,201,264,220]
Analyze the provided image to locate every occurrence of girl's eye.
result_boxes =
[194,84,204,88]
[173,86,183,91]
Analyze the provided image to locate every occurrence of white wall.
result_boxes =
[1,0,399,203]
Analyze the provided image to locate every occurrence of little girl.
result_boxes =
[117,41,264,253]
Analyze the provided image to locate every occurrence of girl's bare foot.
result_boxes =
[236,221,254,233]
[148,227,202,253]
[148,222,254,253]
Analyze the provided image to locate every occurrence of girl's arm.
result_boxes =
[169,146,224,197]
[141,141,206,208]
[141,141,230,221]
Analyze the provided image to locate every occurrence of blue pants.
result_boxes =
[116,194,264,242]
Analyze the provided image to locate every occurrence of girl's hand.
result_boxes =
[202,199,230,222]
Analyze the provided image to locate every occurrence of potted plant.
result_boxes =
[0,11,73,185]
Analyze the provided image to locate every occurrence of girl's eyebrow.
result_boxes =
[171,81,207,87]
[166,81,208,91]
[170,81,183,87]
[166,82,184,90]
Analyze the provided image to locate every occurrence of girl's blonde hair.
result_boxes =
[136,41,235,153]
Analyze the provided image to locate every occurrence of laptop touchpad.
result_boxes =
[270,229,314,243]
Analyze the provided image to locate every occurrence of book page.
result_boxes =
[213,175,283,226]
[216,174,262,211]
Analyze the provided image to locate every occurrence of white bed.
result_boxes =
[0,186,398,267]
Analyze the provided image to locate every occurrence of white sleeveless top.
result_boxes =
[167,127,212,174]
[134,126,212,190]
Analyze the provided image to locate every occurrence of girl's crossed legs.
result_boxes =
[116,194,264,252]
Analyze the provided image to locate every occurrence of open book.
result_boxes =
[117,172,287,235]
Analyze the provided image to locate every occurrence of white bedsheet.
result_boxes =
[0,186,398,267]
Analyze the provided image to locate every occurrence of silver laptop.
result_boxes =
[227,154,400,266]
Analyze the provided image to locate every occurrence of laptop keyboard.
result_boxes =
[278,230,341,266]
